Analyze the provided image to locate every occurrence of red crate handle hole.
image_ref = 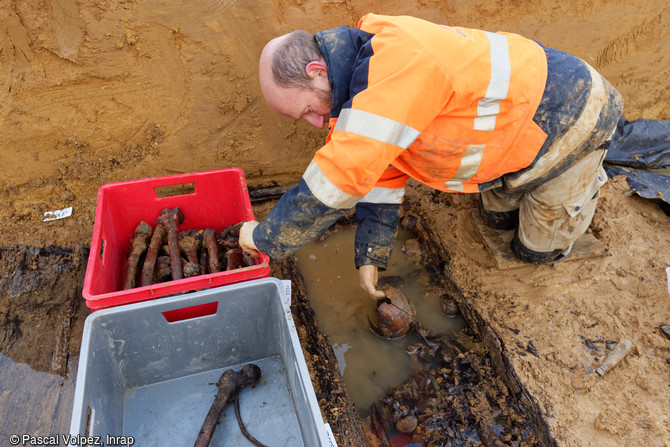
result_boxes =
[162,301,218,322]
[153,182,196,198]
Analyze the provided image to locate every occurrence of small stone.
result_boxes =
[571,367,597,392]
[401,238,422,260]
[60,190,75,202]
[442,298,459,316]
[396,415,418,433]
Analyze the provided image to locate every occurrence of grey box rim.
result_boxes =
[69,277,335,446]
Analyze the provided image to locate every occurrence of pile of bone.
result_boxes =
[123,207,254,290]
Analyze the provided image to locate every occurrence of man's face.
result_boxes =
[264,81,333,129]
[259,37,333,129]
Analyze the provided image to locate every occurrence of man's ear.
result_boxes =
[305,61,327,80]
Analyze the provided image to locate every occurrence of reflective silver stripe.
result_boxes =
[445,181,465,192]
[303,160,360,209]
[447,33,509,190]
[359,186,406,204]
[445,144,486,191]
[334,108,421,148]
[473,32,511,132]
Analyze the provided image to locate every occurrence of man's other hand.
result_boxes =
[239,220,260,258]
[359,264,386,299]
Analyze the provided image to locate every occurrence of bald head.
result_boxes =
[259,31,333,128]
[260,31,324,90]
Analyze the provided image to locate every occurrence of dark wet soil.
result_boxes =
[0,245,90,375]
[0,245,90,439]
[362,323,539,447]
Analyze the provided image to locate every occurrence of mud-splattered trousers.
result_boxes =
[252,16,623,267]
[480,45,623,263]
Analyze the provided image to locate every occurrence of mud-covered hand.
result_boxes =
[359,264,386,299]
[239,220,260,258]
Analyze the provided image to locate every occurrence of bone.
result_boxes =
[141,223,167,287]
[123,221,153,290]
[241,250,256,267]
[183,261,201,278]
[218,222,243,250]
[157,207,185,281]
[194,364,262,447]
[218,222,242,241]
[179,233,202,277]
[225,248,244,271]
[179,233,200,262]
[203,228,220,273]
[199,249,209,275]
[153,255,171,283]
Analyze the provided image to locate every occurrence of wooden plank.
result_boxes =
[471,209,608,269]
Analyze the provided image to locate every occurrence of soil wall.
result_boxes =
[1,0,668,248]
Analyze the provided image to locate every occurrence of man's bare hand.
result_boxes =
[239,220,260,258]
[359,264,386,299]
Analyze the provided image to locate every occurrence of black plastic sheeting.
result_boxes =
[604,116,670,204]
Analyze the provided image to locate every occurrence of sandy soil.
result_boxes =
[0,0,669,446]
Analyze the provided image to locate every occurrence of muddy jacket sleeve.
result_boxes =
[251,178,350,261]
[351,165,408,269]
[252,166,407,268]
[354,201,401,269]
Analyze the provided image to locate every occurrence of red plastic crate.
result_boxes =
[82,168,270,311]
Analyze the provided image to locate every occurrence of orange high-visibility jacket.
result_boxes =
[253,14,555,267]
[304,13,548,212]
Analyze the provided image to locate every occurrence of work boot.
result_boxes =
[478,200,519,231]
[510,231,564,264]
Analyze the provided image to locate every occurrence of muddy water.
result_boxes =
[294,227,464,412]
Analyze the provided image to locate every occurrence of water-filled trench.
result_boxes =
[293,220,543,446]
[294,226,465,412]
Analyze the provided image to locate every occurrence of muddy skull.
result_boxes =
[368,285,416,339]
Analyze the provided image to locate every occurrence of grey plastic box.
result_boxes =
[70,278,336,446]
